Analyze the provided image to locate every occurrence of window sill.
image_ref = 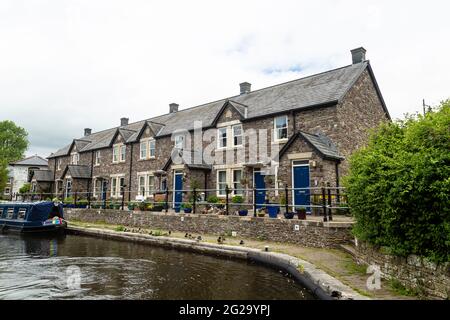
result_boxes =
[272,139,288,144]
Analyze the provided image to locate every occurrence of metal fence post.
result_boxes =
[121,189,125,210]
[193,188,197,214]
[327,188,333,221]
[285,185,289,214]
[165,188,169,213]
[253,188,257,217]
[225,186,230,215]
[321,187,327,222]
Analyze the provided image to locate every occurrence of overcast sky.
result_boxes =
[0,0,449,157]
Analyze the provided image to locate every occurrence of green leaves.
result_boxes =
[344,100,450,263]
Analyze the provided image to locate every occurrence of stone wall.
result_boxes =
[354,241,449,299]
[65,208,353,248]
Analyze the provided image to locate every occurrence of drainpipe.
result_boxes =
[335,161,340,187]
[128,143,134,202]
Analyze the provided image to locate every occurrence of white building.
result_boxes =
[3,155,49,197]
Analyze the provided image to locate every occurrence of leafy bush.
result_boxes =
[181,202,192,209]
[19,183,31,194]
[63,197,74,204]
[207,195,219,204]
[231,195,244,204]
[344,100,450,263]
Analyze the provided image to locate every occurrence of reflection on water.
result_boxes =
[0,233,314,300]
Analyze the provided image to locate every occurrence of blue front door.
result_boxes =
[293,165,311,212]
[254,170,266,209]
[174,173,183,213]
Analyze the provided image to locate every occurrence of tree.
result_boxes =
[344,99,450,263]
[0,120,29,193]
[0,120,29,163]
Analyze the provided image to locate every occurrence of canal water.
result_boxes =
[0,233,314,300]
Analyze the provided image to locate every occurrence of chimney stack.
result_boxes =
[84,128,92,136]
[169,103,179,113]
[120,117,129,126]
[240,82,251,95]
[84,128,92,137]
[351,47,367,64]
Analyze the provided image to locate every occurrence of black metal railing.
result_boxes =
[7,185,350,221]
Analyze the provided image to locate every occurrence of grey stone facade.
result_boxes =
[44,48,389,208]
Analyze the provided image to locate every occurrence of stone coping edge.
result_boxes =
[66,226,368,300]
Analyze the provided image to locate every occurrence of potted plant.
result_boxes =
[232,195,247,216]
[257,207,266,218]
[138,201,146,211]
[296,207,307,220]
[128,201,137,211]
[76,199,89,208]
[266,194,279,218]
[181,202,192,213]
[63,197,75,208]
[151,202,165,212]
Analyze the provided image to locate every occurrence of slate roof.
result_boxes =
[32,170,54,182]
[10,155,48,166]
[278,131,344,161]
[61,165,92,179]
[48,61,378,158]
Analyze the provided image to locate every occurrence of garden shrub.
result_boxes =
[344,100,450,263]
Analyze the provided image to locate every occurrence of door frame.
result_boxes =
[253,168,266,208]
[291,161,310,209]
[173,171,183,209]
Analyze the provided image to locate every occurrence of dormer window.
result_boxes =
[217,128,227,149]
[140,138,156,160]
[274,115,288,141]
[57,158,62,170]
[95,151,101,166]
[113,144,126,163]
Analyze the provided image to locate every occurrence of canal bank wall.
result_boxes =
[64,209,353,248]
[66,226,367,300]
[350,241,450,299]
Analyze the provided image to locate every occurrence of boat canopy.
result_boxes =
[0,201,63,221]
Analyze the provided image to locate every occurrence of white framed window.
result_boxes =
[57,158,61,170]
[65,179,72,198]
[175,135,184,150]
[233,169,243,195]
[111,177,117,197]
[113,145,119,163]
[274,115,288,141]
[119,177,125,196]
[120,145,126,162]
[149,140,156,158]
[140,141,147,159]
[7,177,12,184]
[137,173,155,197]
[217,170,227,196]
[93,178,102,198]
[95,151,101,166]
[232,124,243,147]
[147,175,155,195]
[217,127,227,149]
[138,176,146,196]
[71,153,79,165]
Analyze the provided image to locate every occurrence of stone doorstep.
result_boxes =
[67,226,367,300]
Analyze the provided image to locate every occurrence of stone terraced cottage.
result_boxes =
[43,47,390,211]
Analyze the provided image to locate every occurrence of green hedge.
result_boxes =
[344,100,450,263]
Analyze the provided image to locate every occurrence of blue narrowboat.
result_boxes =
[0,201,67,233]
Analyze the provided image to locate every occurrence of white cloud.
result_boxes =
[0,0,448,157]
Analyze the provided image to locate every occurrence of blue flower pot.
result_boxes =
[238,209,248,216]
[267,206,279,218]
[183,208,192,213]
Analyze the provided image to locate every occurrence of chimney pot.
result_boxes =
[120,117,129,126]
[169,103,179,113]
[84,128,92,136]
[240,82,251,95]
[351,47,367,64]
